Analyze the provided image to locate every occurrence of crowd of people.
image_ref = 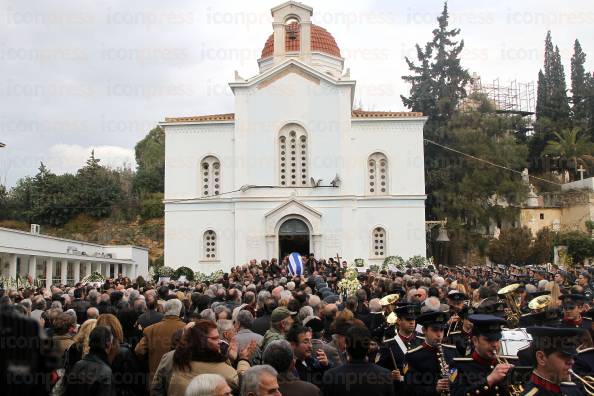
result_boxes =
[2,255,594,396]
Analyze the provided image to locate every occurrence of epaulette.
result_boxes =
[453,357,473,361]
[417,335,425,339]
[578,347,594,354]
[407,345,424,354]
[441,344,457,349]
[524,387,538,396]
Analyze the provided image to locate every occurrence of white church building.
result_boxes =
[162,1,427,272]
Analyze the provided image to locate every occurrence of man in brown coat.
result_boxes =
[135,298,185,385]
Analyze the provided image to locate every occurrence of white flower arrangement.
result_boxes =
[338,266,361,297]
[81,272,105,286]
[0,275,42,290]
[194,269,224,284]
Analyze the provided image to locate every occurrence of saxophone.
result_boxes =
[437,344,450,396]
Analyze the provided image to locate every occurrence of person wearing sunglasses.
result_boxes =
[560,294,592,336]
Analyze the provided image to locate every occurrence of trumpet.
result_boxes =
[570,369,594,396]
[493,349,524,396]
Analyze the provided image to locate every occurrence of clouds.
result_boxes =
[45,144,136,175]
[0,0,593,187]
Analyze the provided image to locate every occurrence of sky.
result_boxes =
[0,0,593,187]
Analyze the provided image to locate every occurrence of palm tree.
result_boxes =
[542,127,594,179]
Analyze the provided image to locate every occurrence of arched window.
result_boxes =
[372,227,386,258]
[200,156,221,197]
[203,230,217,260]
[279,125,308,187]
[367,153,388,195]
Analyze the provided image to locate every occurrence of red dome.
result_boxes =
[260,22,341,59]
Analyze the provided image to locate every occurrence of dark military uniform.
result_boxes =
[561,316,593,332]
[446,306,472,356]
[450,352,522,396]
[378,303,423,395]
[559,294,593,338]
[403,306,458,396]
[378,332,424,372]
[574,347,594,376]
[369,311,387,341]
[404,342,459,396]
[519,373,584,396]
[519,327,587,396]
[450,314,528,396]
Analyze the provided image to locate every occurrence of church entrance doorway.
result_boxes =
[278,218,310,260]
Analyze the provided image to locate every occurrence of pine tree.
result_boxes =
[401,1,470,141]
[401,0,472,237]
[571,39,588,123]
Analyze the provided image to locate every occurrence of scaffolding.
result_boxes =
[461,73,536,117]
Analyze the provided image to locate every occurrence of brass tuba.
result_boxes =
[497,283,522,328]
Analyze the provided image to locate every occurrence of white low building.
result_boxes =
[0,225,149,288]
[162,1,427,272]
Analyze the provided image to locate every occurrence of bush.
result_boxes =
[63,213,96,235]
[174,266,195,281]
[139,192,164,221]
[557,231,594,264]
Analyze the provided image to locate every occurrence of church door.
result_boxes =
[278,218,310,260]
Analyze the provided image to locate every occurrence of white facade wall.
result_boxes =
[0,227,149,286]
[163,3,427,271]
[163,63,427,271]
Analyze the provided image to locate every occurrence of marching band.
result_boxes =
[365,263,594,396]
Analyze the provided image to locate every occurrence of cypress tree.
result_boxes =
[571,39,588,123]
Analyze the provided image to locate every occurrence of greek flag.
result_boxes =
[288,252,304,276]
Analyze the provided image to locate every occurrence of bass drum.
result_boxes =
[500,328,532,356]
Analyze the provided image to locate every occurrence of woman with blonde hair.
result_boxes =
[545,281,561,310]
[62,318,97,373]
[72,318,97,356]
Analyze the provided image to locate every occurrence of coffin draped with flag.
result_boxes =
[288,252,304,276]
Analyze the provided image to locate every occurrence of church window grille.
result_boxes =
[279,127,307,186]
[367,153,388,195]
[200,156,221,197]
[203,230,217,259]
[372,227,386,257]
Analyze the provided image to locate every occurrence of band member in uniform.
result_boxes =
[520,327,585,396]
[450,314,520,396]
[404,310,459,396]
[446,306,473,356]
[446,291,468,336]
[378,304,423,385]
[560,294,592,332]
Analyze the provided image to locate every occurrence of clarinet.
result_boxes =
[437,344,450,396]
